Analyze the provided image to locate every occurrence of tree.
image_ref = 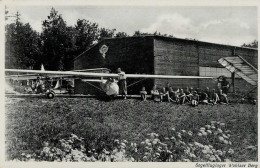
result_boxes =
[115,32,128,38]
[41,8,74,70]
[133,30,160,36]
[74,19,99,55]
[241,40,258,49]
[153,31,161,36]
[98,28,116,41]
[5,13,41,69]
[133,30,176,38]
[133,30,142,36]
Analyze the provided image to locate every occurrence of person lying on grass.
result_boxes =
[219,89,229,105]
[140,86,147,101]
[160,87,170,102]
[210,89,220,105]
[191,91,199,107]
[178,89,186,105]
[151,85,161,102]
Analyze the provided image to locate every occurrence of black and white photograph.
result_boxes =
[1,0,259,166]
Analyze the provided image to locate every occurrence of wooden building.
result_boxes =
[73,35,258,94]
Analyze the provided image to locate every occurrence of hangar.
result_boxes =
[73,35,258,95]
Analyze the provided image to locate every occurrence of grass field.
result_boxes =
[5,96,258,161]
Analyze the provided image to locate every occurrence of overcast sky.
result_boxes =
[6,6,258,46]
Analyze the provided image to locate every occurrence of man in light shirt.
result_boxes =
[117,68,127,99]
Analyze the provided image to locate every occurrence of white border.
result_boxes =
[0,0,259,168]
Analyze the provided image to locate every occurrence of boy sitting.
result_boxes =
[191,91,199,107]
[168,87,179,104]
[200,89,213,105]
[151,85,161,102]
[160,87,170,102]
[140,86,147,101]
[210,89,219,104]
[219,89,229,105]
[178,89,186,104]
[185,87,193,102]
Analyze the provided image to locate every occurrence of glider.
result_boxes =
[5,68,214,98]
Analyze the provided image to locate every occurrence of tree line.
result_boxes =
[5,8,258,70]
[6,8,123,70]
[241,40,258,49]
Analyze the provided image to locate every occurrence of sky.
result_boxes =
[6,5,258,46]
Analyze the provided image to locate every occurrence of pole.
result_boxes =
[60,78,62,94]
[232,72,235,93]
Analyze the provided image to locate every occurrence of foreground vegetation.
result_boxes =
[5,97,257,161]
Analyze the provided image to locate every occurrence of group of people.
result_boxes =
[140,85,229,106]
[9,77,53,94]
[30,77,47,93]
[115,68,230,106]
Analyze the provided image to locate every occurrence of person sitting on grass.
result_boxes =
[205,87,211,99]
[160,87,170,102]
[184,87,190,95]
[196,88,202,97]
[178,89,186,105]
[219,89,229,105]
[140,86,147,101]
[151,85,161,102]
[200,89,213,105]
[190,87,194,93]
[31,80,36,93]
[36,77,44,94]
[165,82,171,92]
[210,89,220,104]
[168,87,179,104]
[185,87,193,102]
[191,91,199,107]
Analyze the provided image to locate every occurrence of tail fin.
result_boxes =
[54,80,61,89]
[41,64,45,71]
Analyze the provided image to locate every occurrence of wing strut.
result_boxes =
[82,80,104,92]
[127,78,147,88]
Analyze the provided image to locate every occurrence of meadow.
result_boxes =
[5,97,257,161]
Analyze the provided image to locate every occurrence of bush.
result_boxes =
[17,121,235,162]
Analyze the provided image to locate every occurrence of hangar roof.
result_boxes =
[73,35,257,61]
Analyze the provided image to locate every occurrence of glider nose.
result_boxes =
[105,82,119,96]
